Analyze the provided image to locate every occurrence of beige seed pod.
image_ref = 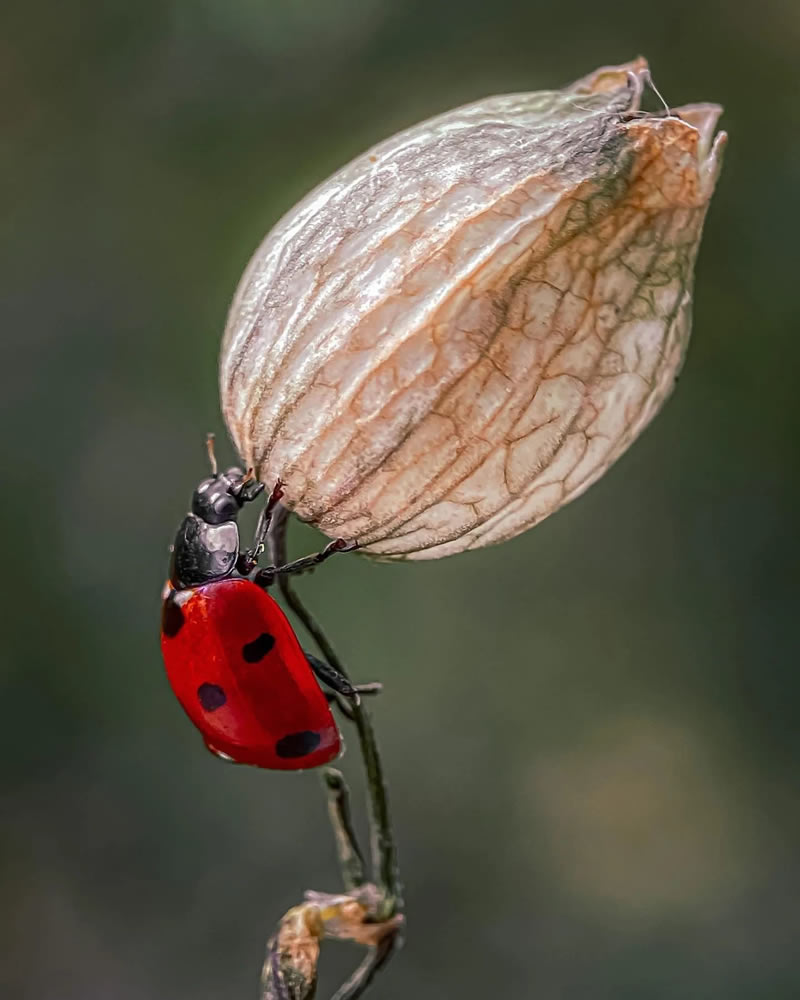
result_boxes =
[220,58,726,560]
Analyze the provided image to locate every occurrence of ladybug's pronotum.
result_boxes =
[221,58,725,560]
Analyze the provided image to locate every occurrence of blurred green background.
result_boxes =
[3,1,799,997]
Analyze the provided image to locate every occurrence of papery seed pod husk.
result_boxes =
[221,58,726,560]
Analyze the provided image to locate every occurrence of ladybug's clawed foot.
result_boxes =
[267,478,285,509]
[306,653,380,710]
[339,680,384,707]
[352,681,383,698]
[325,538,359,556]
[325,682,383,720]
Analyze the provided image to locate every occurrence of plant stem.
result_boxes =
[323,769,366,892]
[268,508,401,913]
[330,933,400,1000]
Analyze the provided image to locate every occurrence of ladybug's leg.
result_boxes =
[323,683,383,702]
[237,480,285,575]
[305,652,381,704]
[252,538,358,588]
[305,651,358,698]
[325,684,382,721]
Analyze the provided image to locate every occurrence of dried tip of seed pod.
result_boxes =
[569,55,650,95]
[221,58,726,561]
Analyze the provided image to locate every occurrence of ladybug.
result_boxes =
[161,438,369,771]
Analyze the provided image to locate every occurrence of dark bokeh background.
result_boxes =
[3,2,799,997]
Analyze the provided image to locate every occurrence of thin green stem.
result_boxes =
[322,768,366,892]
[268,508,400,914]
[329,931,401,1000]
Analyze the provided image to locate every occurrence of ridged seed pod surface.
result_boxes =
[221,59,726,560]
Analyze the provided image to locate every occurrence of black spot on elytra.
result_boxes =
[197,683,227,711]
[161,597,184,638]
[242,632,275,663]
[275,730,321,759]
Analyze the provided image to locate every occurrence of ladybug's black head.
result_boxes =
[191,468,265,525]
[168,438,270,591]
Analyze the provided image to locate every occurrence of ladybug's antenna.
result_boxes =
[206,433,218,477]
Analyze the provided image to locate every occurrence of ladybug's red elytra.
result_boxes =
[160,436,372,771]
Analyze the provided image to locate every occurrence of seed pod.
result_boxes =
[220,58,725,560]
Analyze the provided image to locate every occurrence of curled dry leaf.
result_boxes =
[262,904,321,1000]
[260,890,402,1000]
[221,58,726,560]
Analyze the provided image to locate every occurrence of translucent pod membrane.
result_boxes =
[221,58,726,560]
